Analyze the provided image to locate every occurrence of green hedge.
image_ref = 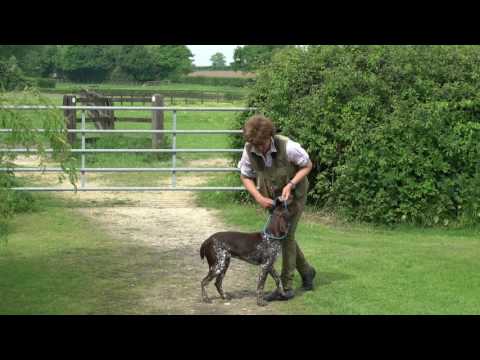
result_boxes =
[231,45,480,226]
[25,77,56,89]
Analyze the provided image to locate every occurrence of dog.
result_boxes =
[200,197,291,306]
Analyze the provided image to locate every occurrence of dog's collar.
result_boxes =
[262,230,289,241]
[262,213,290,241]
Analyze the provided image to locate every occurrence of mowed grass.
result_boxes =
[196,182,480,315]
[0,195,169,315]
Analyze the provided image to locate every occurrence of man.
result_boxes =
[237,114,316,301]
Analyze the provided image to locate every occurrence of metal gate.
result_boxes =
[0,105,256,192]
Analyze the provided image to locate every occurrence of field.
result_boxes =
[1,83,480,314]
[187,71,256,78]
[55,81,251,94]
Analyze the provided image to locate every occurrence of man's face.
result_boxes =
[255,138,271,155]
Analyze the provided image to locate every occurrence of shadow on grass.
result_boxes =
[315,271,354,286]
[0,242,172,315]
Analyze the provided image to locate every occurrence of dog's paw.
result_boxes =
[223,293,233,300]
[202,297,212,304]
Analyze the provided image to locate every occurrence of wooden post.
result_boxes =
[63,95,76,145]
[152,94,164,149]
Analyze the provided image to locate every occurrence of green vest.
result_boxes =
[246,134,309,200]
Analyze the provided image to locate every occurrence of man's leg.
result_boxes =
[280,196,312,290]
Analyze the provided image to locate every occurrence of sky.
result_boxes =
[187,45,241,67]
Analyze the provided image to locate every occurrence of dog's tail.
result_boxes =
[200,240,207,262]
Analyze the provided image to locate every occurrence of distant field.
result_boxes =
[55,81,250,94]
[187,71,256,79]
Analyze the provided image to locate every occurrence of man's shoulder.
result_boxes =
[274,134,290,142]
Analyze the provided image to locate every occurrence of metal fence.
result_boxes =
[0,105,255,192]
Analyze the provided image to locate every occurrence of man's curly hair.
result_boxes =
[243,115,276,145]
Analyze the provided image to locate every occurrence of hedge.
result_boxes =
[231,45,480,226]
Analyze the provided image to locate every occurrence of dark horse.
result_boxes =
[200,198,291,306]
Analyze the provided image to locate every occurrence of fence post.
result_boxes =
[63,95,76,145]
[152,94,164,149]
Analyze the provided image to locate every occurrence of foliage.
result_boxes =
[210,52,226,69]
[0,56,31,91]
[0,46,37,62]
[231,45,480,226]
[25,77,56,89]
[146,45,193,80]
[19,46,60,78]
[231,45,290,71]
[0,89,78,239]
[2,45,194,84]
[58,45,116,82]
[114,45,156,82]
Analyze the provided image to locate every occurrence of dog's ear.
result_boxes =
[276,196,292,208]
[285,197,293,207]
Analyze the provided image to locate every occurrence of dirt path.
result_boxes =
[14,156,280,315]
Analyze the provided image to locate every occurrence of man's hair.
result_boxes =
[243,115,276,145]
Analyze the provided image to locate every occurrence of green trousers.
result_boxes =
[280,195,312,290]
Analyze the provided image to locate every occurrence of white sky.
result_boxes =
[187,45,241,66]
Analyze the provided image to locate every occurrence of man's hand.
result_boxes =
[256,195,274,209]
[281,182,294,202]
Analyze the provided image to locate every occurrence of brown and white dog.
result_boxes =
[200,198,291,306]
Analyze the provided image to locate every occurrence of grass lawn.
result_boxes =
[0,195,165,315]
[5,89,480,314]
[196,184,480,315]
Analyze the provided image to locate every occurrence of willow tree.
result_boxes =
[0,89,78,239]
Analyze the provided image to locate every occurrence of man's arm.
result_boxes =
[281,160,312,201]
[240,175,274,209]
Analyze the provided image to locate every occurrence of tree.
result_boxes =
[147,45,193,80]
[0,90,78,239]
[115,45,156,82]
[0,56,28,91]
[210,52,226,69]
[23,45,60,77]
[0,46,36,62]
[231,45,290,71]
[58,45,116,82]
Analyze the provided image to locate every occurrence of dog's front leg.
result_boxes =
[256,263,270,306]
[269,267,286,297]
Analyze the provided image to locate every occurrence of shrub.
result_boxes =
[0,56,31,91]
[230,45,480,226]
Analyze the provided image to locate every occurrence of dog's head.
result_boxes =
[267,197,291,237]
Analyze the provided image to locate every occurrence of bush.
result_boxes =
[0,172,36,237]
[35,77,56,88]
[109,65,136,82]
[24,77,56,89]
[231,45,480,226]
[0,56,31,91]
